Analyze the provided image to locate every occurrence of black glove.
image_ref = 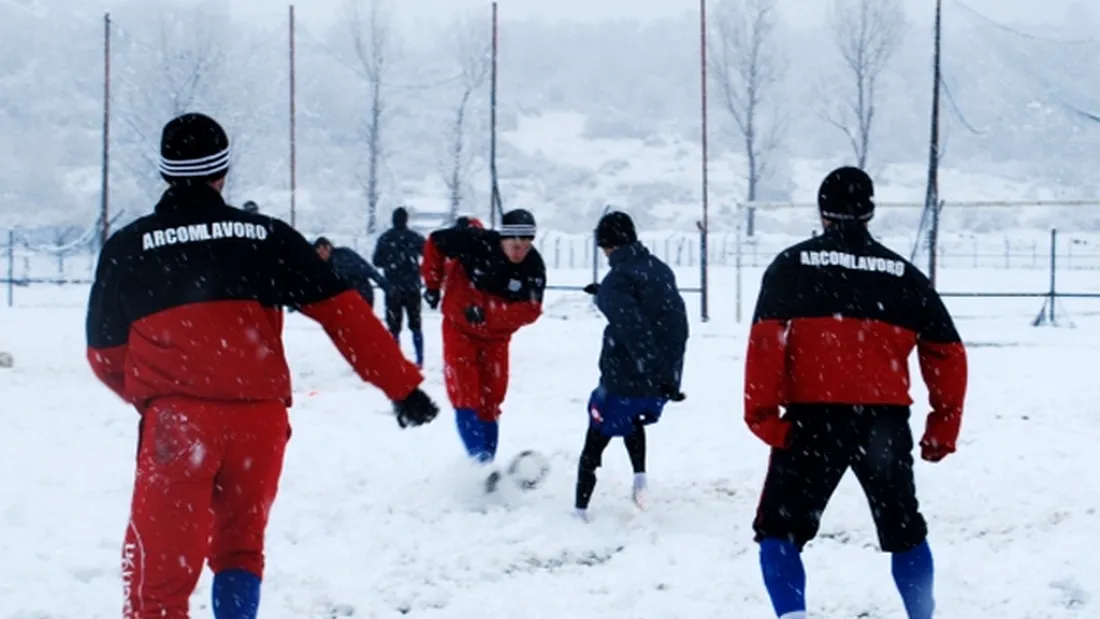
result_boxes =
[465,305,486,325]
[583,283,600,295]
[661,382,686,402]
[423,289,440,310]
[393,388,439,428]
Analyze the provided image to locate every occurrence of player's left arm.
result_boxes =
[915,276,968,458]
[274,221,423,401]
[85,237,132,402]
[483,252,546,332]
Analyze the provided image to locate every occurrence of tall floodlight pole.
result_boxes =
[489,2,501,227]
[923,0,943,286]
[698,0,710,322]
[289,5,298,227]
[100,12,112,248]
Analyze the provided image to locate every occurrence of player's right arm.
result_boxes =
[85,236,133,402]
[914,275,968,460]
[743,254,798,448]
[272,221,423,401]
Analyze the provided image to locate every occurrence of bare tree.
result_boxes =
[442,12,491,223]
[347,0,394,234]
[822,0,907,169]
[116,1,236,201]
[708,0,787,235]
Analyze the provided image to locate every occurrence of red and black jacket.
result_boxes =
[744,224,968,452]
[421,224,545,341]
[85,184,423,408]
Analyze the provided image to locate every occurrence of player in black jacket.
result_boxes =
[574,212,688,519]
[743,167,968,619]
[314,237,388,307]
[85,113,439,619]
[373,207,427,367]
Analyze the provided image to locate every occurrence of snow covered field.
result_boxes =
[1,266,1098,618]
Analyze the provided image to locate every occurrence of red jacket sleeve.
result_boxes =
[743,263,792,448]
[85,235,135,403]
[421,234,447,291]
[916,285,968,453]
[87,346,130,402]
[483,298,542,334]
[299,291,422,401]
[275,221,423,401]
[744,320,790,447]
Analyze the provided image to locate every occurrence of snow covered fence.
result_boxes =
[4,221,1100,318]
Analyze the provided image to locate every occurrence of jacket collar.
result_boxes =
[822,221,874,247]
[608,241,647,267]
[154,183,230,215]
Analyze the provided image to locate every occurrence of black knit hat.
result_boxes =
[818,166,875,222]
[595,211,637,249]
[500,209,536,239]
[159,113,231,185]
[242,200,258,213]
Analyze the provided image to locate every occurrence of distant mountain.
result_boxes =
[1,0,1098,236]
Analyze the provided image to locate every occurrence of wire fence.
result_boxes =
[5,207,1100,327]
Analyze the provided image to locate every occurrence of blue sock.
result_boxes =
[892,540,935,619]
[455,408,497,463]
[483,415,499,460]
[412,330,424,366]
[759,538,806,617]
[212,569,261,619]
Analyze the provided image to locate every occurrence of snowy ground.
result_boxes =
[1,266,1098,618]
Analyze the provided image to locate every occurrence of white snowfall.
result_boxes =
[0,266,1097,619]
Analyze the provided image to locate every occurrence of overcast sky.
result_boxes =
[217,0,1095,30]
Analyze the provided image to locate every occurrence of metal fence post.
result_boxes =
[734,203,743,324]
[6,229,14,308]
[698,220,708,322]
[1048,228,1057,324]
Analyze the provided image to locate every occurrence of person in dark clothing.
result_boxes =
[573,211,688,520]
[744,166,968,619]
[372,207,427,367]
[85,113,439,619]
[314,237,388,308]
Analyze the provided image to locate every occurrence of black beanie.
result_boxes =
[392,207,408,228]
[595,211,637,249]
[500,209,536,239]
[159,113,231,185]
[818,166,875,222]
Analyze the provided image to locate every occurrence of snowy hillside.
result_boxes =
[1,269,1098,618]
[3,0,1100,233]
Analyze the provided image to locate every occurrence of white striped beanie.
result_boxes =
[499,208,537,239]
[158,113,231,183]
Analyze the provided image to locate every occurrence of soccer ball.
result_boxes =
[506,449,550,491]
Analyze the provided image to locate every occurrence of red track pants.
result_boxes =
[441,319,511,421]
[121,397,289,619]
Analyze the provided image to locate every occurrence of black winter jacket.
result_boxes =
[372,227,426,294]
[330,247,387,306]
[595,242,688,397]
